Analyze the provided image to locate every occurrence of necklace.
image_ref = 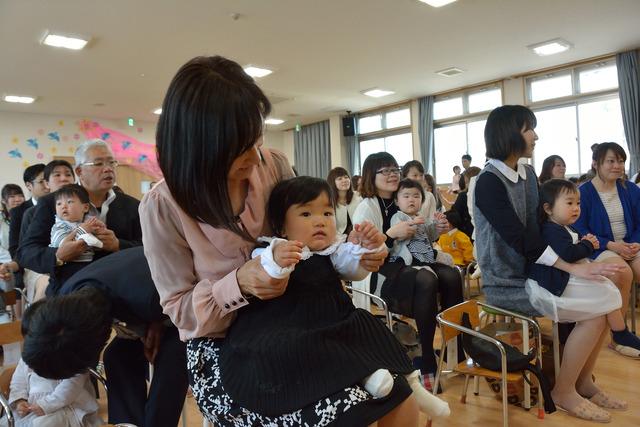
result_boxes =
[381,198,394,216]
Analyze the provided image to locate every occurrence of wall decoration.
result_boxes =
[37,129,44,135]
[47,131,60,142]
[79,120,161,179]
[26,138,38,150]
[11,137,18,144]
[58,120,64,127]
[36,152,44,160]
[9,149,22,158]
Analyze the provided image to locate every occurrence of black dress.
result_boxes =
[219,254,414,417]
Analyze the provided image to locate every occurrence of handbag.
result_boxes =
[460,312,556,413]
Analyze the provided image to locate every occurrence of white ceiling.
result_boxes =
[1,0,640,130]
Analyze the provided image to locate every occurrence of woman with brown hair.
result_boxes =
[353,152,463,392]
[327,167,362,235]
[140,56,418,426]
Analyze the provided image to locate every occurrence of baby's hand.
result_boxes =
[582,234,599,249]
[28,403,45,416]
[433,212,450,234]
[16,400,30,417]
[273,240,303,268]
[350,221,386,249]
[79,217,104,233]
[411,215,426,226]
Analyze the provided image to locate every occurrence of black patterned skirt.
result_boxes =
[187,338,412,427]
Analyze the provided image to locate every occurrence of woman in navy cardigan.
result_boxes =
[574,142,639,357]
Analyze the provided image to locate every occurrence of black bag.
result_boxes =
[460,313,556,413]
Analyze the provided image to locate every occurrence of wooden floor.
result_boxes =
[95,311,640,427]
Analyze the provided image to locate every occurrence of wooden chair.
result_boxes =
[429,300,544,427]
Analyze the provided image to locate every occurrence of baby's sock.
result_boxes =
[612,327,640,350]
[406,370,451,417]
[363,369,394,398]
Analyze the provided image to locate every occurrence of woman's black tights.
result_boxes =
[394,263,463,373]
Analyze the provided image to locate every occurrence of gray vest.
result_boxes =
[473,163,540,316]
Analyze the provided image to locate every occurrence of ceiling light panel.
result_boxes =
[418,0,457,7]
[244,66,273,78]
[362,89,395,98]
[528,38,572,56]
[4,95,36,104]
[42,32,90,50]
[265,118,284,125]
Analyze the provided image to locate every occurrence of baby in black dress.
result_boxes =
[219,176,450,419]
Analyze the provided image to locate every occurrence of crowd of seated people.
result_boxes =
[1,59,639,427]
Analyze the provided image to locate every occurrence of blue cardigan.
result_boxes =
[529,222,595,296]
[574,180,640,259]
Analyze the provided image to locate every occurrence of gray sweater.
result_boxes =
[473,162,544,315]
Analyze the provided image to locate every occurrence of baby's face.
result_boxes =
[55,194,89,223]
[283,192,337,251]
[395,187,422,216]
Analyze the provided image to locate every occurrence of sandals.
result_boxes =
[556,399,611,423]
[587,391,628,411]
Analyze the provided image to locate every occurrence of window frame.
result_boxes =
[525,58,618,107]
[431,83,504,182]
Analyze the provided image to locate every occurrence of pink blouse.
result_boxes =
[139,149,294,340]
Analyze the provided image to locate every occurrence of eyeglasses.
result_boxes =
[376,167,402,176]
[81,160,119,168]
[31,179,46,185]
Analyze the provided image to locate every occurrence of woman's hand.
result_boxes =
[568,261,624,281]
[433,212,450,236]
[0,262,18,281]
[607,241,637,260]
[237,256,289,300]
[273,240,303,268]
[386,219,421,241]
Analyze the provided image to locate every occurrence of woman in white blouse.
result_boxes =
[327,167,362,235]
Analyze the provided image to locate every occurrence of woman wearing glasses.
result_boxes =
[353,152,463,392]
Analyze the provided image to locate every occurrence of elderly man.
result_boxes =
[18,139,142,296]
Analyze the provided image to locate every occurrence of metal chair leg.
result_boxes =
[552,321,561,380]
[461,375,470,403]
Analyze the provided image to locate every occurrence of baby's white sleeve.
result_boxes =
[331,242,385,281]
[8,359,29,405]
[255,238,295,279]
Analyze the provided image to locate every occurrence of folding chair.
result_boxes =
[430,300,544,427]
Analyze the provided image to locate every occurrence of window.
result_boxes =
[526,59,618,103]
[432,84,502,182]
[360,133,414,168]
[358,105,413,170]
[527,58,628,176]
[434,85,502,120]
[433,120,486,182]
[529,73,573,102]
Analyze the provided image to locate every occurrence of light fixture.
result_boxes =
[243,65,273,78]
[528,38,572,56]
[41,31,90,50]
[436,67,465,77]
[418,0,457,7]
[265,118,284,125]
[4,95,36,104]
[362,88,395,98]
[153,108,162,115]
